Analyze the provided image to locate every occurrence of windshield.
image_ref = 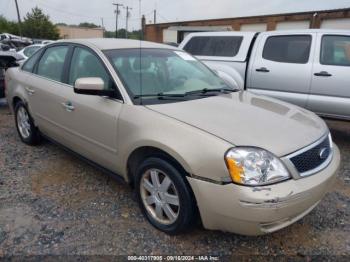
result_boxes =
[104,48,236,104]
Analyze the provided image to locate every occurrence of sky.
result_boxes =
[1,0,350,31]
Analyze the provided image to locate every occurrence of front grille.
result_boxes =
[290,135,331,174]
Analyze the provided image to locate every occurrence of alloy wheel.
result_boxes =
[17,106,31,139]
[140,168,180,225]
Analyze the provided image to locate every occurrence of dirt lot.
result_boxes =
[0,98,349,258]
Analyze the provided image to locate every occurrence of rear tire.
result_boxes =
[14,101,40,145]
[135,157,197,235]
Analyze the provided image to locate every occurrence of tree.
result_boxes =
[78,22,99,28]
[22,7,59,40]
[104,29,142,39]
[0,16,20,35]
[55,22,67,26]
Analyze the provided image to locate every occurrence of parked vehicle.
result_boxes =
[17,44,45,60]
[0,33,32,44]
[0,43,11,51]
[32,39,55,45]
[0,51,23,98]
[0,38,31,51]
[5,39,340,235]
[180,30,350,120]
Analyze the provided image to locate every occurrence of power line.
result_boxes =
[157,12,170,23]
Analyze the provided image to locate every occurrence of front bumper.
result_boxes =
[187,144,340,235]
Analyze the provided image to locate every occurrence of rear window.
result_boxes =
[183,36,243,57]
[321,35,350,66]
[263,35,311,64]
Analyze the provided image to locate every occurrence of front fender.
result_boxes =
[116,105,233,183]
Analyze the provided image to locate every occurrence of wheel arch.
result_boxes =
[12,96,23,109]
[126,145,192,186]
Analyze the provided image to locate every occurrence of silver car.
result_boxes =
[5,39,340,235]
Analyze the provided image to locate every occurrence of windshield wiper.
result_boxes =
[184,87,236,96]
[133,88,237,100]
[134,93,185,99]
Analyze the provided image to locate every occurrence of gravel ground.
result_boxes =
[0,98,349,258]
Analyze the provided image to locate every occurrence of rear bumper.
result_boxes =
[187,144,340,235]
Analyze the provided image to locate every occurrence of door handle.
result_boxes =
[61,102,75,112]
[314,71,332,77]
[256,67,270,73]
[25,87,35,95]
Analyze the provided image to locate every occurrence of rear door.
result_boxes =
[23,44,71,140]
[308,33,350,119]
[248,32,316,107]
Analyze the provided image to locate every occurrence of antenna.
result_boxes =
[139,0,142,105]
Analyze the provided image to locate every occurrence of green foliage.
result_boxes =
[21,7,59,40]
[78,22,99,28]
[105,29,142,40]
[55,22,67,26]
[0,15,20,35]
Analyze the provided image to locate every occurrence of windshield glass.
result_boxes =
[104,48,236,103]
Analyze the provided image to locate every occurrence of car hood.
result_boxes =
[146,91,328,157]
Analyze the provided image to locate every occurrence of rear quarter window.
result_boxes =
[321,35,350,66]
[22,49,44,73]
[263,35,312,64]
[183,36,243,57]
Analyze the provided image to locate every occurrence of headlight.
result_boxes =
[225,147,290,186]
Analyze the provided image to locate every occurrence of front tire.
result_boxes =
[135,157,197,235]
[14,101,40,145]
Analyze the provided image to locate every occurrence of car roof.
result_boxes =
[56,38,179,51]
[26,44,44,48]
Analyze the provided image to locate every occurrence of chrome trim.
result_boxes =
[282,133,333,178]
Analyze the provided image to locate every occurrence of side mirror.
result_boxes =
[74,77,116,97]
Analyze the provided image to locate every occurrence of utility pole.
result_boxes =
[101,17,105,37]
[141,15,146,40]
[125,6,132,39]
[153,9,157,24]
[14,0,22,37]
[113,3,123,38]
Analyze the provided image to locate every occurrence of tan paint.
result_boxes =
[5,39,342,235]
[187,145,340,235]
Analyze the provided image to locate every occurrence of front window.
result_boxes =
[104,48,236,104]
[69,47,114,90]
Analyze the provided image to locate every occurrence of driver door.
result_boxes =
[57,46,124,172]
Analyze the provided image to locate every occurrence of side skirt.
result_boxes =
[40,133,127,186]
